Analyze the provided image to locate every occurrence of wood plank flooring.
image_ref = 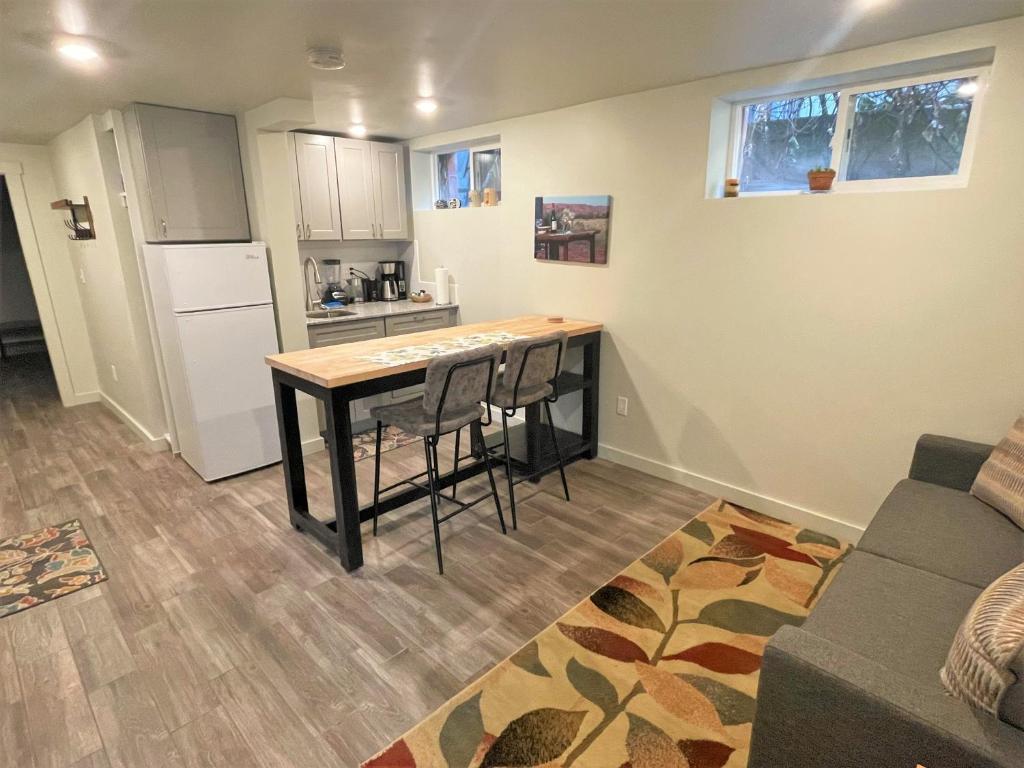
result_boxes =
[0,352,714,767]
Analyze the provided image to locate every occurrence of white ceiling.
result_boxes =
[1,0,1021,145]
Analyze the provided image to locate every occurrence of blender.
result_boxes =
[319,259,345,306]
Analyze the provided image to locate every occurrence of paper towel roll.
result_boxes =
[434,266,450,305]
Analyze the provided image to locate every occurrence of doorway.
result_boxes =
[0,176,46,360]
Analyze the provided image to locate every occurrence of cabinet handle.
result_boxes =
[161,218,167,237]
[305,223,311,239]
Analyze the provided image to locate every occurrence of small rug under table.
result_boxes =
[0,519,107,619]
[362,499,851,768]
[353,424,420,461]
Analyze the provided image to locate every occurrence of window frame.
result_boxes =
[431,142,501,207]
[726,65,989,196]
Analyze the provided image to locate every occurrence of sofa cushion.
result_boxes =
[858,479,1024,588]
[802,551,981,684]
[972,415,1024,530]
[942,562,1024,730]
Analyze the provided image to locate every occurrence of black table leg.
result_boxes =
[324,387,363,571]
[582,333,601,459]
[273,372,308,529]
[524,401,543,479]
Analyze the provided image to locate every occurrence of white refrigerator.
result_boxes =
[144,242,282,481]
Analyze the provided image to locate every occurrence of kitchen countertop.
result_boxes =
[305,299,459,326]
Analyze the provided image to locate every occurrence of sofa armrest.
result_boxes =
[908,434,994,491]
[749,626,1024,768]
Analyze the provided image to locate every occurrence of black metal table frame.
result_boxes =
[271,330,601,572]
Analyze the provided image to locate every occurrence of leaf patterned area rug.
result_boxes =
[362,500,851,768]
[353,424,420,461]
[0,519,108,619]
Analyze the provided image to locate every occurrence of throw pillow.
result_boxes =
[972,415,1024,529]
[940,561,1024,729]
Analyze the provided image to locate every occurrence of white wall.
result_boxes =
[407,18,1024,540]
[47,115,167,445]
[0,179,40,324]
[0,142,99,404]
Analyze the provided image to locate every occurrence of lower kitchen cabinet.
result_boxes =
[306,308,458,430]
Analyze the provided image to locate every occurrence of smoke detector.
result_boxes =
[306,46,346,71]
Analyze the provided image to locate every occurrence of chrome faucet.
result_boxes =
[303,256,322,311]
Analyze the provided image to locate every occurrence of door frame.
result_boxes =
[0,161,80,405]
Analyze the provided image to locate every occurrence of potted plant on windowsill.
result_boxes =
[807,167,837,192]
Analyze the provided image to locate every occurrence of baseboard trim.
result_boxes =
[63,389,101,407]
[598,443,865,544]
[99,393,169,452]
[302,435,325,455]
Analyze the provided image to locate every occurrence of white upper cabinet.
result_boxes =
[293,133,342,240]
[370,142,409,240]
[334,138,377,240]
[124,103,251,243]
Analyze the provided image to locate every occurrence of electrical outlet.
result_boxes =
[616,396,629,416]
[110,364,119,382]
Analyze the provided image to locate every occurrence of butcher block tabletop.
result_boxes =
[265,314,603,389]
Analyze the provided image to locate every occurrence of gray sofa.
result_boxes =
[749,434,1024,768]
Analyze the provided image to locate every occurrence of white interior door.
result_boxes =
[294,134,342,240]
[371,142,409,240]
[335,138,376,240]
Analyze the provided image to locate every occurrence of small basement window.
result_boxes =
[434,144,501,207]
[727,66,987,194]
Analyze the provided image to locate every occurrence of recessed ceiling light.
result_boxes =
[306,46,345,71]
[349,124,367,138]
[957,81,979,97]
[415,98,438,114]
[57,41,99,62]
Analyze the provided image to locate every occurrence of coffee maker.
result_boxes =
[378,260,407,301]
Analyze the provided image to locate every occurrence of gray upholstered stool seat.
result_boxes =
[370,344,505,574]
[488,331,570,529]
[489,382,553,409]
[371,398,485,437]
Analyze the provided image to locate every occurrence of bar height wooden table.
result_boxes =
[265,315,603,572]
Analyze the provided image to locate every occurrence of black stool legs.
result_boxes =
[544,400,571,502]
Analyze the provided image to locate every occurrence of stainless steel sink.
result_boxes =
[306,309,356,319]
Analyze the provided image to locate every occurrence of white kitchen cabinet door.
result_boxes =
[127,103,251,242]
[294,133,342,240]
[335,138,376,240]
[370,142,409,240]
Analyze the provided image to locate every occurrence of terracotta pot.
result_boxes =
[807,170,836,192]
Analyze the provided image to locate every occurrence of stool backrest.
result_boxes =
[502,331,568,406]
[423,344,501,429]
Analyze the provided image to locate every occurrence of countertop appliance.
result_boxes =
[378,260,407,300]
[380,275,399,301]
[320,259,345,306]
[144,242,281,481]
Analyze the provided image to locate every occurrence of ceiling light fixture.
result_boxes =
[57,41,99,62]
[349,124,367,138]
[306,46,346,71]
[415,98,438,114]
[957,81,979,97]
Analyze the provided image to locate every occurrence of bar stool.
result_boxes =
[370,344,505,574]
[489,331,570,529]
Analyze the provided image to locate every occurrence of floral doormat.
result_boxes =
[362,500,851,767]
[0,519,107,619]
[353,424,420,461]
